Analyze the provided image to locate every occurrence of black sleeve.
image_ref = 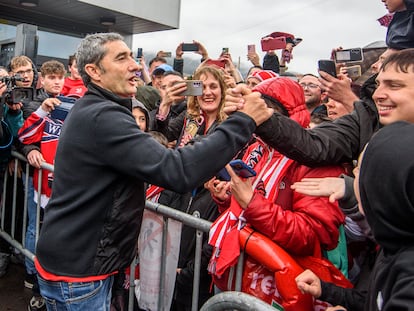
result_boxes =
[173,58,184,75]
[262,53,280,74]
[320,281,366,311]
[255,100,379,166]
[152,109,186,142]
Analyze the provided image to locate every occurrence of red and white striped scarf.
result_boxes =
[146,184,164,202]
[208,140,294,276]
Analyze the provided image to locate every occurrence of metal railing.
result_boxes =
[0,151,264,311]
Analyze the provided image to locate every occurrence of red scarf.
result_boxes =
[208,139,295,276]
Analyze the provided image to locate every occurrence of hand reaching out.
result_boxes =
[295,269,322,298]
[291,177,346,203]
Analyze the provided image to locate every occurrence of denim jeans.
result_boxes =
[23,175,37,275]
[38,275,114,311]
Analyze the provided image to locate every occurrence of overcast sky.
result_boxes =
[133,0,389,76]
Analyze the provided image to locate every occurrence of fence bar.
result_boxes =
[200,291,276,311]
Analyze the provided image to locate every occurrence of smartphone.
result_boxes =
[216,159,257,181]
[318,60,337,78]
[205,59,226,68]
[345,65,362,79]
[334,48,363,63]
[260,36,286,51]
[161,51,172,58]
[247,44,256,53]
[136,48,143,58]
[182,43,198,52]
[222,47,229,54]
[175,80,203,96]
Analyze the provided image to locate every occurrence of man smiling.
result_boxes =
[34,32,273,310]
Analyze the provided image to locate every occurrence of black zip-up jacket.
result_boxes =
[256,74,379,166]
[36,83,257,278]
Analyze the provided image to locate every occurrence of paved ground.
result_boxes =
[0,261,31,311]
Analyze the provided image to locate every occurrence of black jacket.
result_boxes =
[386,0,414,50]
[320,122,414,310]
[256,75,379,166]
[360,122,414,310]
[36,83,257,277]
[19,88,49,158]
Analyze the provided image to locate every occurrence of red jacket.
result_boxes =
[242,141,345,257]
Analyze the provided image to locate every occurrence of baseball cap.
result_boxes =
[152,64,174,76]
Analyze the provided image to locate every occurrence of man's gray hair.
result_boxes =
[76,32,124,86]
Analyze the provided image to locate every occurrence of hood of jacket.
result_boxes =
[252,77,310,128]
[359,121,414,253]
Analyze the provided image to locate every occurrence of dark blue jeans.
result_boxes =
[38,275,114,311]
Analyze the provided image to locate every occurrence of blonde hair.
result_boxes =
[10,55,32,71]
[186,66,227,124]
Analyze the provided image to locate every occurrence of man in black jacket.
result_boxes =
[34,32,273,310]
[225,48,403,166]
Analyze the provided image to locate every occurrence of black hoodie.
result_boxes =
[360,121,414,311]
[319,122,414,311]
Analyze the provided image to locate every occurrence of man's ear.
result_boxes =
[39,75,45,87]
[85,64,101,82]
[321,91,328,102]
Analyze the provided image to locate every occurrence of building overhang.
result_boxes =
[0,0,181,37]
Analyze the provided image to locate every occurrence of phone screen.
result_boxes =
[182,43,198,51]
[136,48,143,58]
[318,60,337,78]
[335,48,363,62]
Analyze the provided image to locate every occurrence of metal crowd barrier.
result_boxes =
[0,151,261,311]
[200,291,276,311]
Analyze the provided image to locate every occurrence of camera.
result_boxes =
[0,74,34,104]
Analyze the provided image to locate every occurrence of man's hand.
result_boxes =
[319,71,358,113]
[295,269,322,298]
[6,102,23,112]
[291,177,346,203]
[247,52,260,67]
[226,164,254,209]
[27,149,45,168]
[175,43,184,59]
[158,82,187,117]
[0,81,7,97]
[41,98,61,114]
[225,84,273,126]
[223,85,249,115]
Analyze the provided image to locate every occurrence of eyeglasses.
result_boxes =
[300,83,320,90]
[15,69,33,76]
